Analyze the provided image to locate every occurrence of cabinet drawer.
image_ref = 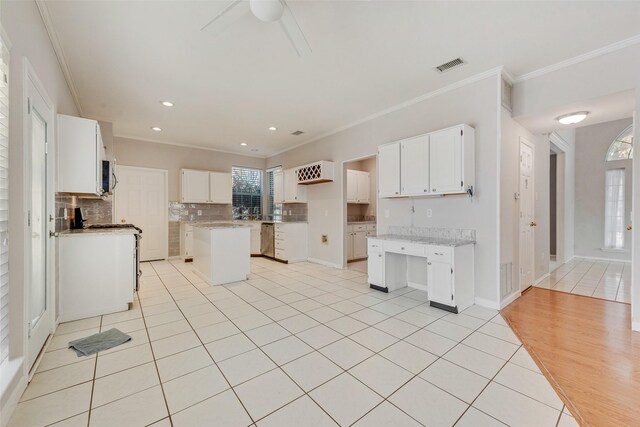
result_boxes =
[275,231,286,241]
[366,224,377,231]
[275,223,285,232]
[367,239,384,253]
[184,225,193,233]
[427,246,453,262]
[347,225,354,232]
[353,224,367,232]
[275,239,285,250]
[384,241,426,257]
[275,249,286,260]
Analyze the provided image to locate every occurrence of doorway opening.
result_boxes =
[549,150,558,272]
[342,154,377,271]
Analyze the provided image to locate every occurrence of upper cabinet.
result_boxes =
[58,114,105,195]
[378,143,401,197]
[181,168,232,204]
[379,124,475,198]
[274,168,307,203]
[347,169,370,204]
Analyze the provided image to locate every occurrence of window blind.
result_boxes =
[604,169,625,250]
[266,166,282,220]
[232,167,263,220]
[0,37,10,364]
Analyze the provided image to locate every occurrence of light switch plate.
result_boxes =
[426,209,433,218]
[321,234,328,244]
[197,210,202,216]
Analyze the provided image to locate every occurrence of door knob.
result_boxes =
[529,221,537,227]
[627,225,633,231]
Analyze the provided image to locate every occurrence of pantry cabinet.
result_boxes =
[181,169,232,204]
[378,124,475,198]
[346,170,370,204]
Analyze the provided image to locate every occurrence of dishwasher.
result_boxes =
[261,222,275,258]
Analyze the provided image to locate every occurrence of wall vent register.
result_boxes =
[434,57,465,73]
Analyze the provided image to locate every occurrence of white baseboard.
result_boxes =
[632,320,640,332]
[0,358,26,427]
[500,291,521,309]
[573,255,631,264]
[307,257,343,270]
[474,297,500,310]
[535,273,550,285]
[407,282,428,292]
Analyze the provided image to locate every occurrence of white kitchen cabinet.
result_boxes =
[181,223,194,259]
[346,223,374,261]
[283,168,307,203]
[401,134,430,196]
[57,114,105,195]
[274,170,284,203]
[249,222,261,255]
[209,172,232,204]
[346,170,370,204]
[181,169,210,203]
[181,169,232,204]
[353,231,367,258]
[274,222,308,262]
[367,239,384,287]
[429,124,475,194]
[346,228,354,260]
[427,254,453,307]
[378,142,401,197]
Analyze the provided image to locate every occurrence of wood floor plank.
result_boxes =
[501,288,640,427]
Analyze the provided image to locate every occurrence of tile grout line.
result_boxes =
[85,315,103,426]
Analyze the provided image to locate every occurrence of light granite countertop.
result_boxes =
[58,229,139,237]
[191,223,251,229]
[371,234,475,247]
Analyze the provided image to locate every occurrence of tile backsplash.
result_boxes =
[55,195,113,231]
[387,226,476,242]
[169,202,232,222]
[280,203,308,222]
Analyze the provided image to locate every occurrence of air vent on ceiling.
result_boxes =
[434,57,465,73]
[291,130,304,136]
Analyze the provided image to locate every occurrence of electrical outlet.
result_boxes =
[426,209,432,218]
[197,210,202,216]
[63,208,68,220]
[384,209,390,218]
[321,234,328,244]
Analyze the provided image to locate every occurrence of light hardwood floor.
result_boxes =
[502,288,640,427]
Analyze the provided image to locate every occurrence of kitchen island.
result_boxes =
[192,223,251,286]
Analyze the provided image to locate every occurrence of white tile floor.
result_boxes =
[10,258,580,427]
[535,257,631,303]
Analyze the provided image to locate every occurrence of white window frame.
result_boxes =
[603,168,626,250]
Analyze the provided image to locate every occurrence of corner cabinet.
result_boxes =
[378,124,475,198]
[58,114,106,195]
[181,169,232,204]
[274,169,307,203]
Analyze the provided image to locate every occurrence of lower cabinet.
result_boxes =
[274,222,308,263]
[346,223,375,261]
[366,238,474,313]
[181,223,194,259]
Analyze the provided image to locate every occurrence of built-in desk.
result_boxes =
[368,235,475,313]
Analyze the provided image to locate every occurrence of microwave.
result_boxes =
[101,160,116,195]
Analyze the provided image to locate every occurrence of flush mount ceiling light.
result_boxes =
[160,101,174,107]
[556,111,589,125]
[151,126,162,132]
[268,126,277,131]
[240,142,248,146]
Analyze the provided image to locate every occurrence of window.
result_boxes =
[604,169,625,250]
[232,167,263,220]
[606,125,633,161]
[265,166,282,220]
[0,36,9,364]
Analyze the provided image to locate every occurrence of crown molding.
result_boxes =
[269,66,505,158]
[513,33,640,83]
[114,133,269,159]
[35,0,84,116]
[549,131,571,153]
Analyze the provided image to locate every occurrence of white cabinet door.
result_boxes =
[368,251,384,287]
[210,172,232,204]
[181,169,210,203]
[184,229,194,257]
[356,172,370,203]
[346,170,358,203]
[430,126,463,193]
[57,115,103,195]
[346,232,354,260]
[353,231,367,258]
[401,134,430,196]
[273,171,284,203]
[378,143,401,197]
[284,169,306,202]
[427,259,454,306]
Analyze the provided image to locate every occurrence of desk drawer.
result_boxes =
[384,241,426,257]
[427,246,453,262]
[367,239,384,253]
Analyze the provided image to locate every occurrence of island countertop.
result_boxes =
[372,234,475,247]
[191,223,251,229]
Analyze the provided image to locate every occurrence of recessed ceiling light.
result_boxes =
[268,126,277,131]
[240,142,248,146]
[151,126,162,132]
[160,101,174,107]
[556,111,589,125]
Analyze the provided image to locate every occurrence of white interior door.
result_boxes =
[115,166,168,261]
[26,70,54,370]
[519,139,535,291]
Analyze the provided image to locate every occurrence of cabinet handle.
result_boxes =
[401,247,405,250]
[432,188,436,192]
[435,252,443,256]
[424,189,427,192]
[428,262,431,265]
[395,191,399,194]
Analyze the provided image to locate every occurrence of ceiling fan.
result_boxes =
[201,0,311,57]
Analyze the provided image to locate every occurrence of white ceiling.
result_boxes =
[516,90,635,134]
[43,1,640,157]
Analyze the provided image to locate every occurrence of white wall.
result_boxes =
[574,118,633,261]
[113,137,266,202]
[268,75,501,305]
[500,109,550,300]
[1,0,79,422]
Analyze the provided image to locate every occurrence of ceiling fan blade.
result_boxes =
[278,1,311,56]
[200,0,249,36]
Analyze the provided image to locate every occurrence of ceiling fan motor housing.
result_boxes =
[249,0,284,22]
